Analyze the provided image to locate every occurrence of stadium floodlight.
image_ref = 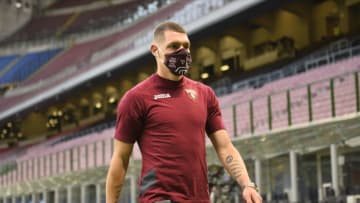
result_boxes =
[108,97,116,104]
[220,64,230,72]
[95,101,102,109]
[201,72,209,79]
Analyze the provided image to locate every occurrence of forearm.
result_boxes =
[216,144,251,188]
[106,158,128,203]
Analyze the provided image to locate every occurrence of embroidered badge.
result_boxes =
[185,89,197,101]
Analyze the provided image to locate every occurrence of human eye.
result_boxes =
[170,43,179,50]
[183,43,190,49]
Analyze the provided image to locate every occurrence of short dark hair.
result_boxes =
[153,21,186,43]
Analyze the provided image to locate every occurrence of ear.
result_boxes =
[150,44,158,57]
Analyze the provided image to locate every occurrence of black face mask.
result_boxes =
[164,48,192,76]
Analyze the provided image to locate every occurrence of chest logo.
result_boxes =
[185,89,197,101]
[154,93,171,100]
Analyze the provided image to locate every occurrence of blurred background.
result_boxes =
[0,0,359,202]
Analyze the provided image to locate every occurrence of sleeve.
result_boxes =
[205,86,225,135]
[114,90,144,143]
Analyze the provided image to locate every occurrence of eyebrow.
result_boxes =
[166,41,191,48]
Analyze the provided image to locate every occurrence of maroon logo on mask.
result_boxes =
[164,48,192,76]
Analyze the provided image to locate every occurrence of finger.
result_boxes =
[251,192,262,203]
[243,193,252,203]
[245,197,252,203]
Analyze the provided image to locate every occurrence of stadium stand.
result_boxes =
[0,55,18,74]
[0,59,358,179]
[220,56,360,137]
[61,0,150,36]
[0,0,171,47]
[0,14,71,46]
[0,68,357,203]
[1,0,360,202]
[215,38,360,96]
[0,48,62,85]
[48,0,98,9]
[6,0,192,89]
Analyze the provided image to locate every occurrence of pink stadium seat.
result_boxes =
[45,155,51,177]
[64,149,71,172]
[0,128,116,181]
[271,93,288,130]
[33,158,38,179]
[10,171,15,185]
[252,97,269,134]
[79,145,87,170]
[221,107,234,137]
[38,156,44,178]
[104,138,113,165]
[217,56,360,136]
[311,81,332,120]
[28,159,33,181]
[87,143,95,168]
[290,87,309,125]
[72,148,79,171]
[95,140,105,167]
[236,102,251,136]
[334,75,356,116]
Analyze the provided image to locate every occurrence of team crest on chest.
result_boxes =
[185,89,197,101]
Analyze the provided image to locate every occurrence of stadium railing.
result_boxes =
[217,37,360,96]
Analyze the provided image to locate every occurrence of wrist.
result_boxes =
[241,182,258,192]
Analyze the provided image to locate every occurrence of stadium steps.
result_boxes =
[55,11,81,38]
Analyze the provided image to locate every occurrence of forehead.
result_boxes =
[161,30,190,45]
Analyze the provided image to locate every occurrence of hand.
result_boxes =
[242,187,262,203]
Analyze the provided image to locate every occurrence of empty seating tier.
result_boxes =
[0,48,62,84]
[0,55,18,73]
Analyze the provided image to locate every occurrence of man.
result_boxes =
[106,21,262,203]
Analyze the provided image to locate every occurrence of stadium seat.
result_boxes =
[0,55,18,74]
[0,48,62,84]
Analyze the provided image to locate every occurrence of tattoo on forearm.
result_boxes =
[113,183,123,203]
[111,184,123,203]
[226,155,233,164]
[225,155,243,178]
